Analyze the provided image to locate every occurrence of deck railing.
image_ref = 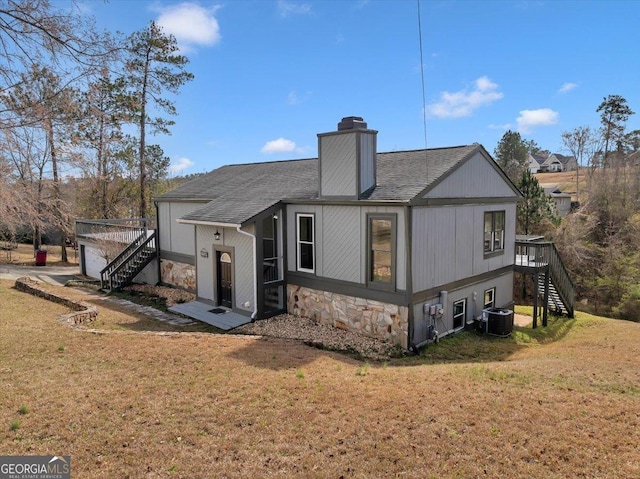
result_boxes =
[515,240,574,317]
[76,218,156,244]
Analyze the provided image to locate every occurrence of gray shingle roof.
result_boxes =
[157,145,482,225]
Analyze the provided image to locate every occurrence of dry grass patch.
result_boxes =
[1,280,639,478]
[0,243,78,266]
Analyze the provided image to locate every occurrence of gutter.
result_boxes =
[176,219,240,228]
[236,225,258,320]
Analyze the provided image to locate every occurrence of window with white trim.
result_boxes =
[296,214,314,273]
[484,211,505,254]
[453,299,466,330]
[484,288,495,310]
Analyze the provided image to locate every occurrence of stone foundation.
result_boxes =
[287,284,408,350]
[161,260,196,292]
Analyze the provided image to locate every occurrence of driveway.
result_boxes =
[0,263,82,286]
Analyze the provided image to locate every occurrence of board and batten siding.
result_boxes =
[425,152,516,199]
[195,224,255,314]
[287,204,406,291]
[158,201,201,256]
[412,203,516,293]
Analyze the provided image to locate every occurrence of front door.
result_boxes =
[216,251,233,308]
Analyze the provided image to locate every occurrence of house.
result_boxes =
[539,183,572,217]
[541,153,578,172]
[151,117,522,350]
[527,152,548,173]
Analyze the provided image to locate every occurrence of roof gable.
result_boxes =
[422,147,520,199]
[159,144,517,225]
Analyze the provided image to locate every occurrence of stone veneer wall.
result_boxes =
[287,284,409,349]
[161,259,196,292]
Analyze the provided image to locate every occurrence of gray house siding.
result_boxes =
[195,224,255,315]
[359,133,376,194]
[286,203,406,291]
[157,201,202,257]
[412,203,516,293]
[425,152,516,199]
[319,134,357,197]
[412,270,514,343]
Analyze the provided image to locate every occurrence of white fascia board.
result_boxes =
[175,219,240,228]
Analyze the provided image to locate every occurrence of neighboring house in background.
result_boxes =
[527,152,548,173]
[539,183,572,217]
[541,153,578,172]
[151,116,522,350]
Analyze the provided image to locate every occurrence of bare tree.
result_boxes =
[561,126,601,203]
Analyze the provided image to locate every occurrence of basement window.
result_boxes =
[453,299,466,330]
[484,288,495,310]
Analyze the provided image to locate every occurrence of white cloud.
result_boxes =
[261,138,309,155]
[169,157,195,174]
[277,0,312,17]
[287,91,301,105]
[156,3,221,52]
[286,90,311,105]
[426,76,503,118]
[558,82,578,94]
[516,108,559,133]
[261,138,297,154]
[489,123,512,130]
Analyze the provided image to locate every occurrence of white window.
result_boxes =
[484,211,505,254]
[296,214,314,273]
[453,299,466,330]
[484,288,495,310]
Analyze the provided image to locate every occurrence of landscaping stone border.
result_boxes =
[14,276,98,326]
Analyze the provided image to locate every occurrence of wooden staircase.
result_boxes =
[515,237,574,326]
[100,231,158,291]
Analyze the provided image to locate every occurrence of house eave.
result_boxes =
[175,219,241,228]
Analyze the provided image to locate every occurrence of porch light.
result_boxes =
[214,230,221,241]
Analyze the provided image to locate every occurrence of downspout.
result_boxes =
[404,204,413,352]
[236,225,258,320]
[154,201,161,285]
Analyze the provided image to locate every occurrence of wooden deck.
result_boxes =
[168,301,252,330]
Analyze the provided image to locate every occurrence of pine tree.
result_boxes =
[494,130,529,184]
[122,21,193,218]
[517,170,559,235]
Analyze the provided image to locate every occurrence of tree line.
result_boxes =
[0,0,193,260]
[494,95,640,321]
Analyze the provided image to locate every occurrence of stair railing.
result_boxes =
[100,232,148,289]
[107,231,157,291]
[544,243,575,317]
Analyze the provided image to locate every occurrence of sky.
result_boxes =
[65,0,640,175]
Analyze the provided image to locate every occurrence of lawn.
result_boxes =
[1,278,639,478]
[0,242,79,266]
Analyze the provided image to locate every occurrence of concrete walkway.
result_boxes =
[0,263,81,286]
